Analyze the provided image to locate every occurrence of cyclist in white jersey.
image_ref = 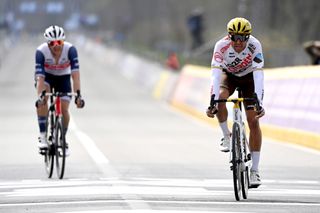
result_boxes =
[35,25,85,155]
[206,17,265,187]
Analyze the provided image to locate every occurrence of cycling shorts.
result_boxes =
[44,73,72,101]
[220,71,255,107]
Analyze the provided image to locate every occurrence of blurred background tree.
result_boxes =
[0,0,319,68]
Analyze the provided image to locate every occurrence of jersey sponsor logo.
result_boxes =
[226,54,252,73]
[220,43,231,54]
[213,52,223,63]
[248,43,256,54]
[253,53,263,63]
[44,61,70,70]
[229,52,235,58]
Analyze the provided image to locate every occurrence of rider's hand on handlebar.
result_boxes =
[255,106,265,119]
[35,98,45,107]
[206,105,218,118]
[75,90,85,108]
[35,91,46,108]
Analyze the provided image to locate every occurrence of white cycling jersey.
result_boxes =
[35,41,79,78]
[210,35,264,103]
[211,35,264,76]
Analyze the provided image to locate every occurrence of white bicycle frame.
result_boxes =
[229,99,252,172]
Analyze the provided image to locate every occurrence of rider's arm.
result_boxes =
[253,69,264,106]
[210,40,224,100]
[252,40,265,106]
[68,46,81,93]
[210,67,222,100]
[35,50,46,95]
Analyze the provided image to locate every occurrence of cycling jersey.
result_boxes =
[211,35,264,76]
[210,35,264,104]
[35,41,79,78]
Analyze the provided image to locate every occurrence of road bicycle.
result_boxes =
[209,89,261,201]
[37,89,81,179]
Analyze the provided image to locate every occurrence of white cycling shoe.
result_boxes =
[249,170,261,188]
[58,142,70,157]
[38,135,48,149]
[65,143,70,157]
[219,135,231,152]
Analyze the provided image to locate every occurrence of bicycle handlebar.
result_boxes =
[40,91,77,98]
[35,90,82,108]
[209,93,261,111]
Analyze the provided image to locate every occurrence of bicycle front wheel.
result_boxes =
[241,166,249,199]
[44,111,54,178]
[54,117,66,179]
[231,123,242,201]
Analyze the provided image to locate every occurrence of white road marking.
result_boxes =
[0,178,319,210]
[0,178,318,189]
[60,210,252,213]
[69,118,109,164]
[68,117,151,210]
[0,199,319,208]
[0,178,319,197]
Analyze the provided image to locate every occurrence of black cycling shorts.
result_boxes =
[220,71,255,107]
[44,73,71,93]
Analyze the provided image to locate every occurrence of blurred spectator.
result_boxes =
[303,41,320,65]
[166,51,180,71]
[187,8,204,50]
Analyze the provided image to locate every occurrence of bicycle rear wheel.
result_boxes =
[231,123,242,201]
[44,111,54,178]
[54,117,66,179]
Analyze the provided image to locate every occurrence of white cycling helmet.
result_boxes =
[44,25,65,41]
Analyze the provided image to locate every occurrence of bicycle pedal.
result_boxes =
[38,149,47,155]
[249,184,260,189]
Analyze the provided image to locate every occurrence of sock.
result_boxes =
[38,116,47,133]
[251,151,260,172]
[219,121,231,138]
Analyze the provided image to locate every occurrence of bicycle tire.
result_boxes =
[44,111,54,178]
[241,131,249,199]
[232,123,242,201]
[241,167,249,199]
[55,117,66,179]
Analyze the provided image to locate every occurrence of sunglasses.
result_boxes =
[230,34,250,42]
[48,40,64,46]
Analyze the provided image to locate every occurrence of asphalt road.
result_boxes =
[0,37,319,213]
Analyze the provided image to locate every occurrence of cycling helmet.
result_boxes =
[227,17,252,35]
[44,25,65,41]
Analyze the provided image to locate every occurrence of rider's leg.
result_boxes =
[216,88,231,137]
[37,103,48,134]
[61,99,71,156]
[36,84,50,137]
[61,99,70,135]
[246,110,262,171]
